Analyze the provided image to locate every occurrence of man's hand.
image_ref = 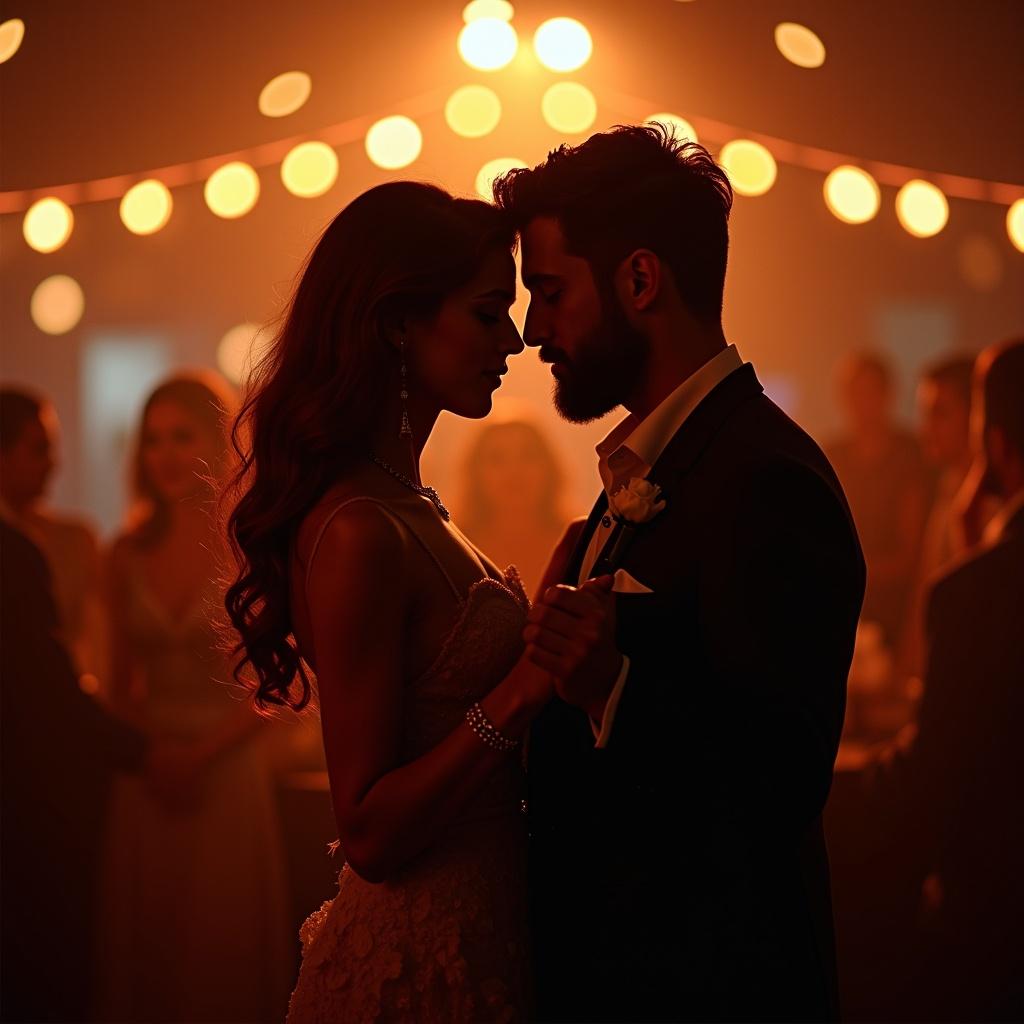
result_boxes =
[523,575,622,722]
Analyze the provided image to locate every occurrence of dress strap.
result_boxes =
[305,497,463,602]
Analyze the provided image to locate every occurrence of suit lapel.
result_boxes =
[563,491,608,585]
[592,365,766,574]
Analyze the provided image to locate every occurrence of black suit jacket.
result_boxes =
[881,504,1024,1020]
[528,365,866,1022]
[1,521,148,1022]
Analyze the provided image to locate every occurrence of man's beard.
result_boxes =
[551,297,649,425]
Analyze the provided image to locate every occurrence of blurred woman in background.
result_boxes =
[457,414,572,598]
[97,371,289,1023]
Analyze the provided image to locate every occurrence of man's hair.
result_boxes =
[492,122,733,323]
[981,336,1024,458]
[921,354,975,407]
[0,387,45,452]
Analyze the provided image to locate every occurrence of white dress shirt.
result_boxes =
[580,345,745,747]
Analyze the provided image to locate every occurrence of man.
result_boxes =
[496,124,866,1021]
[889,338,1024,1020]
[0,387,104,679]
[0,521,182,1022]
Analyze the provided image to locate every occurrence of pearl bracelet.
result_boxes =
[466,702,518,753]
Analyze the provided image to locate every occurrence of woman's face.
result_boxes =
[140,400,222,504]
[475,424,552,515]
[408,247,524,420]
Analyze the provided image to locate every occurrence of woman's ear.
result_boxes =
[378,305,408,353]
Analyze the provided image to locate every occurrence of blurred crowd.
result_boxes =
[1,334,1022,1022]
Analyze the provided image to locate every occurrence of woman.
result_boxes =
[98,372,290,1023]
[226,182,591,1022]
[457,415,572,598]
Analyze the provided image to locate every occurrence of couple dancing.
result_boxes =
[226,124,865,1023]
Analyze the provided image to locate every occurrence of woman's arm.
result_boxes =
[308,503,553,883]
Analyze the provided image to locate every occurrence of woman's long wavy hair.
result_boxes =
[225,181,515,712]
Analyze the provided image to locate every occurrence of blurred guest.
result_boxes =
[0,386,105,683]
[0,520,158,1023]
[901,355,981,677]
[878,337,1024,1020]
[826,351,929,649]
[916,355,976,576]
[96,372,290,1023]
[457,415,572,596]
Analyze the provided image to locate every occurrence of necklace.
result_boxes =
[368,453,451,521]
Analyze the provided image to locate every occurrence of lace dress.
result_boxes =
[286,499,533,1024]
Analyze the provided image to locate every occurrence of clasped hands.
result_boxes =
[522,575,623,723]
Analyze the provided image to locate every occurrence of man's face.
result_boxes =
[0,408,57,505]
[520,217,647,424]
[917,379,970,468]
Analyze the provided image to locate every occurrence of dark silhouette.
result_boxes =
[871,337,1024,1021]
[495,124,866,1022]
[0,522,149,1023]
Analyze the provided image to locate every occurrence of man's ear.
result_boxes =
[614,249,660,313]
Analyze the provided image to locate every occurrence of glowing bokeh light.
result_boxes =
[1007,199,1024,253]
[258,71,312,118]
[281,141,339,198]
[463,0,513,21]
[895,179,949,238]
[119,179,173,235]
[445,85,502,138]
[541,82,597,134]
[217,323,272,385]
[958,235,1003,292]
[458,17,518,71]
[534,17,593,72]
[23,198,74,253]
[719,139,777,197]
[365,116,423,170]
[204,162,260,219]
[824,166,881,225]
[646,112,698,144]
[476,157,527,200]
[30,275,84,335]
[0,17,25,64]
[775,23,826,68]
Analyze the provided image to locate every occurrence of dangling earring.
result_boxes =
[399,339,412,439]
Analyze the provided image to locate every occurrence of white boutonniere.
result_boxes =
[609,478,667,525]
[592,478,667,576]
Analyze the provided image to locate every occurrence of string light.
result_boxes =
[541,82,597,134]
[258,71,312,118]
[719,139,777,197]
[23,198,74,253]
[120,179,173,235]
[31,275,84,335]
[365,116,422,170]
[534,18,592,73]
[458,17,518,71]
[895,179,949,238]
[775,23,826,69]
[824,166,881,224]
